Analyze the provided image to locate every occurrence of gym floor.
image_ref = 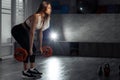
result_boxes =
[0,56,120,80]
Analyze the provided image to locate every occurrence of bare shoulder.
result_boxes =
[33,14,39,19]
[33,14,42,21]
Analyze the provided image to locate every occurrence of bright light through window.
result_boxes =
[50,32,58,41]
[80,7,83,11]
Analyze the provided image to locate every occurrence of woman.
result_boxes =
[11,0,52,78]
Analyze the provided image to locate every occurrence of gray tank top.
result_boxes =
[25,16,50,31]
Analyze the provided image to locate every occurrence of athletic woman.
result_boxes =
[11,0,51,78]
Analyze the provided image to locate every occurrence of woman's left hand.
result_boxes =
[29,49,33,55]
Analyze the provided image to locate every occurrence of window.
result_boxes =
[15,0,24,24]
[1,0,12,43]
[0,0,24,44]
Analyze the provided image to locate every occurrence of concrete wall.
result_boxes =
[49,14,120,57]
[24,0,43,18]
[51,14,120,42]
[43,41,70,56]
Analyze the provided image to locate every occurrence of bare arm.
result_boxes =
[39,16,50,53]
[39,19,44,53]
[29,14,38,55]
[39,29,43,48]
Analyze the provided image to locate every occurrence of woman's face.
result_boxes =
[45,4,52,15]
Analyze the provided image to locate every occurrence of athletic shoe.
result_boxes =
[22,71,36,78]
[28,68,43,75]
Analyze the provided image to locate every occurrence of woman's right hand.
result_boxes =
[40,47,43,54]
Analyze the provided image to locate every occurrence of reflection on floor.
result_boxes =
[0,56,120,80]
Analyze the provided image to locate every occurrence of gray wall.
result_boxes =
[24,0,42,18]
[51,14,120,42]
[43,41,70,56]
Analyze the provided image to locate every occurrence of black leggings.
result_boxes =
[11,23,36,63]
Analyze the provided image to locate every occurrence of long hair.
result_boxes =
[36,0,50,23]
